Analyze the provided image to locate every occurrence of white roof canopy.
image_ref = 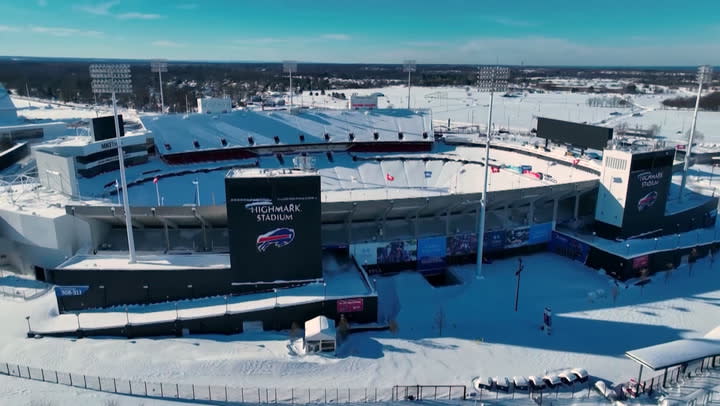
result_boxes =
[305,315,336,342]
[625,338,720,371]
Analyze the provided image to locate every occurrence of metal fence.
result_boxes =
[0,361,398,404]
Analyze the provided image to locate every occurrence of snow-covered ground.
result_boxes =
[1,252,718,403]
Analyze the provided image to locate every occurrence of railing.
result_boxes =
[0,361,397,404]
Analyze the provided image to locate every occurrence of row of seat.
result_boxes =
[472,368,589,393]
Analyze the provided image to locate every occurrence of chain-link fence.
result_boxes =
[0,361,398,404]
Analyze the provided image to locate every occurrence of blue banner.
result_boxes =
[417,236,447,270]
[484,230,506,252]
[528,222,554,245]
[54,286,89,297]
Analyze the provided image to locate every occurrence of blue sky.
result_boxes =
[0,0,718,65]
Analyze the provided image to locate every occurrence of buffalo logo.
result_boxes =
[256,228,295,252]
[637,191,658,212]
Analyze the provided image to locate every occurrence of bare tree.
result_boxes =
[434,307,445,337]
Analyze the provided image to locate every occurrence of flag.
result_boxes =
[572,158,580,166]
[490,165,500,173]
[114,180,119,188]
[153,177,159,184]
[386,173,394,181]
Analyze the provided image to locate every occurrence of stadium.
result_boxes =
[0,94,718,338]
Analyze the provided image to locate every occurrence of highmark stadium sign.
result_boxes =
[225,173,322,284]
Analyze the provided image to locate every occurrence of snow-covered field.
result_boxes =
[1,252,718,404]
[295,86,720,144]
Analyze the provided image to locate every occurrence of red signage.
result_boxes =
[632,255,649,270]
[337,298,364,313]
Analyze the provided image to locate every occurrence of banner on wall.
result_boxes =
[337,298,364,313]
[548,231,590,263]
[528,222,554,245]
[417,236,447,270]
[632,255,649,270]
[505,227,530,248]
[484,230,505,252]
[446,233,478,256]
[376,240,417,264]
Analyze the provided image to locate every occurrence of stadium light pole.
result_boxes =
[403,60,416,109]
[283,61,297,111]
[475,66,509,280]
[679,65,713,202]
[150,60,168,114]
[90,64,137,264]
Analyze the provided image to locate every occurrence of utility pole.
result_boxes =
[475,66,509,279]
[679,65,713,201]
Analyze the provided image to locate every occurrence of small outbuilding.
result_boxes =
[304,316,337,353]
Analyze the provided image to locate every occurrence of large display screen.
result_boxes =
[622,165,672,236]
[225,173,322,284]
[537,117,613,150]
[91,115,124,142]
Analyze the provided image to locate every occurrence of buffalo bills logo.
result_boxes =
[637,191,658,212]
[256,228,295,252]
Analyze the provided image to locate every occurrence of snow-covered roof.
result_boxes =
[625,338,720,370]
[304,315,336,342]
[57,253,230,271]
[140,108,431,155]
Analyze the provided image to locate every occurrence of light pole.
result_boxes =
[283,61,297,111]
[150,60,168,114]
[475,66,509,279]
[514,258,524,312]
[25,316,31,335]
[403,60,416,109]
[90,64,137,263]
[193,179,200,206]
[679,65,713,202]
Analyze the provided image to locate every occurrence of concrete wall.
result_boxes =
[34,150,78,196]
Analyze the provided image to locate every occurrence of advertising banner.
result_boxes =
[417,236,447,270]
[446,233,477,256]
[632,255,649,270]
[337,298,364,313]
[528,222,554,245]
[548,231,590,263]
[623,162,672,236]
[376,240,417,264]
[225,174,322,284]
[505,226,530,248]
[484,230,505,252]
[350,242,381,266]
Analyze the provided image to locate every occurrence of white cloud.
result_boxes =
[117,12,163,20]
[75,1,119,16]
[30,26,103,37]
[176,3,198,10]
[484,16,536,27]
[0,25,20,32]
[321,34,351,41]
[37,0,48,7]
[151,40,184,48]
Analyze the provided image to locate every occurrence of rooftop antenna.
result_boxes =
[679,65,713,202]
[90,63,137,264]
[150,60,168,114]
[475,65,509,280]
[403,60,416,109]
[283,61,298,111]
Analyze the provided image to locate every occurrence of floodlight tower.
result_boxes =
[150,60,168,114]
[679,65,713,201]
[283,61,298,111]
[475,65,509,279]
[90,64,137,264]
[403,60,416,109]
